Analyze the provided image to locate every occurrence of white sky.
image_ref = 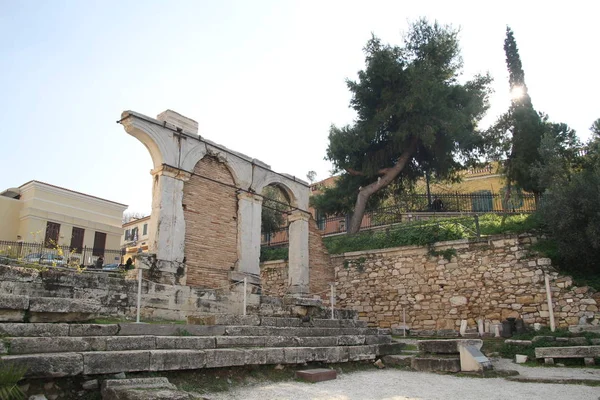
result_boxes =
[0,1,597,214]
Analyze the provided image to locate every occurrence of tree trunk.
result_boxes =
[347,137,419,234]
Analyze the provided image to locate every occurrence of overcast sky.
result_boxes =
[0,1,597,214]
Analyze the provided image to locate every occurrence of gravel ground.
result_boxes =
[493,358,600,380]
[203,368,600,400]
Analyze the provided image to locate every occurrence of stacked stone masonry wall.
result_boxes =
[0,265,242,321]
[183,156,238,289]
[333,235,599,329]
[261,218,334,302]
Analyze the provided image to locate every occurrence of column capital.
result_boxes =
[288,210,310,223]
[237,191,263,203]
[150,164,191,181]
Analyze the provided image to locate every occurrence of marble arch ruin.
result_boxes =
[119,109,310,295]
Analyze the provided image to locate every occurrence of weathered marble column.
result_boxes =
[149,165,190,267]
[287,210,310,295]
[235,192,263,284]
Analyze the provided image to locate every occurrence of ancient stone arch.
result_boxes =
[120,109,310,294]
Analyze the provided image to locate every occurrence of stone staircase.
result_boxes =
[0,317,399,378]
[411,339,492,373]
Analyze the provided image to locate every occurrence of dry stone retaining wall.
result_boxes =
[333,235,599,330]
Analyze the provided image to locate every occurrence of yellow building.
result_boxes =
[121,215,151,263]
[0,180,127,264]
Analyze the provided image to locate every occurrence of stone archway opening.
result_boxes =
[259,184,293,296]
[261,184,293,248]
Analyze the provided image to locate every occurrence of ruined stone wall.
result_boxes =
[183,156,238,288]
[308,218,335,298]
[333,235,599,330]
[260,218,334,302]
[0,264,244,321]
[260,260,287,298]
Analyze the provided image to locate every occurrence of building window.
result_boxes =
[131,227,139,242]
[44,222,61,248]
[93,232,107,257]
[70,227,85,252]
[143,223,148,236]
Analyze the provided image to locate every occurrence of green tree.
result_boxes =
[489,27,545,198]
[530,117,581,188]
[538,120,600,278]
[314,19,492,233]
[487,27,582,200]
[261,186,289,236]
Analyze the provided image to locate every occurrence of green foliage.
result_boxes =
[315,18,492,229]
[261,186,289,236]
[500,327,600,361]
[538,164,600,277]
[486,28,580,196]
[259,213,542,258]
[260,247,288,262]
[0,361,26,400]
[175,328,192,337]
[477,213,542,235]
[323,219,467,254]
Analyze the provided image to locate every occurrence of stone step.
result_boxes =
[2,334,390,355]
[1,345,380,378]
[186,315,367,328]
[411,356,461,372]
[224,326,378,337]
[101,377,193,400]
[0,295,101,323]
[381,354,413,367]
[418,339,483,355]
[0,322,378,338]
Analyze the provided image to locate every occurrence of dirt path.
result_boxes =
[203,368,600,400]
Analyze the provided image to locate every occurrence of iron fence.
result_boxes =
[0,240,123,268]
[261,191,538,247]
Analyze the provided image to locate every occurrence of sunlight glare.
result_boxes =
[511,86,525,100]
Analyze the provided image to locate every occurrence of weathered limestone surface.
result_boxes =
[70,324,119,336]
[0,310,25,322]
[535,346,600,359]
[332,235,599,329]
[118,323,225,337]
[411,357,461,372]
[2,353,83,377]
[418,339,483,354]
[0,294,28,309]
[29,297,100,313]
[149,349,206,371]
[101,377,196,400]
[83,350,151,375]
[106,336,156,351]
[155,336,215,350]
[7,337,92,354]
[0,323,69,337]
[0,263,251,321]
[205,348,246,368]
